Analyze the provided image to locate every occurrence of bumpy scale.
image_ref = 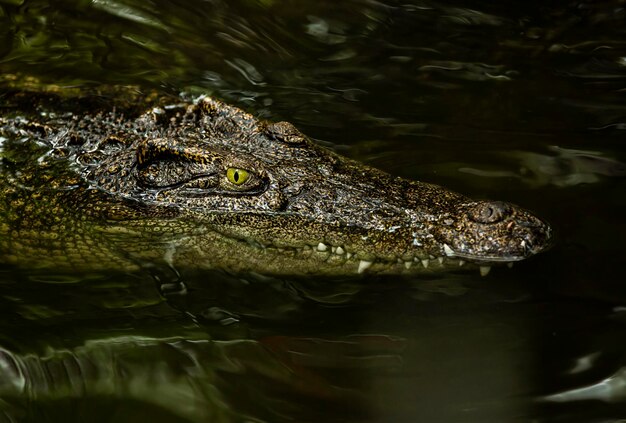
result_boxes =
[0,82,552,276]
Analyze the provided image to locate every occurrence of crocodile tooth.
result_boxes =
[459,260,465,267]
[357,260,372,274]
[479,266,491,276]
[443,244,455,257]
[336,246,345,255]
[317,242,328,252]
[404,261,412,269]
[507,262,514,269]
[421,259,429,268]
[438,257,444,265]
[331,246,337,253]
[346,252,353,259]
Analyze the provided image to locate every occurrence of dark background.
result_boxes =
[1,1,625,421]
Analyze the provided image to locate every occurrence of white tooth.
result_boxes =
[480,266,491,277]
[317,242,328,252]
[421,259,429,268]
[346,252,353,259]
[507,262,514,269]
[336,246,345,255]
[277,247,285,252]
[443,244,455,257]
[459,260,465,267]
[331,246,337,253]
[520,240,526,248]
[438,257,444,265]
[404,261,412,269]
[358,260,373,274]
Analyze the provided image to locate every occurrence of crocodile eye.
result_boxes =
[226,168,250,185]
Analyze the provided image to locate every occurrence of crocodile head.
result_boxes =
[83,96,551,276]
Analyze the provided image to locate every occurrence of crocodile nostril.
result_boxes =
[468,201,511,224]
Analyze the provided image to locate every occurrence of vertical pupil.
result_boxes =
[233,171,239,182]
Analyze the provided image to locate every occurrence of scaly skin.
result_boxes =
[0,82,552,276]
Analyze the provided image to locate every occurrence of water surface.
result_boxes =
[1,0,625,421]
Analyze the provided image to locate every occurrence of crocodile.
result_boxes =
[0,80,552,277]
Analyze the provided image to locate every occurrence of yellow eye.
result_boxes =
[226,167,250,185]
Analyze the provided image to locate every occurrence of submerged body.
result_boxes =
[0,80,552,276]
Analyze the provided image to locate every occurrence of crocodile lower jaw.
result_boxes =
[246,240,518,276]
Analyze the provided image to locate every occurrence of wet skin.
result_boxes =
[0,84,552,276]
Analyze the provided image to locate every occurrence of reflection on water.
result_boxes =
[459,146,626,188]
[0,269,541,422]
[544,365,626,403]
[1,0,626,421]
[0,332,408,422]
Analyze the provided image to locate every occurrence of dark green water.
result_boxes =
[1,0,625,421]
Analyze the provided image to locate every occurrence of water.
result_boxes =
[1,0,625,421]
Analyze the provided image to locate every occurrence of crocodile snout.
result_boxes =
[433,200,552,263]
